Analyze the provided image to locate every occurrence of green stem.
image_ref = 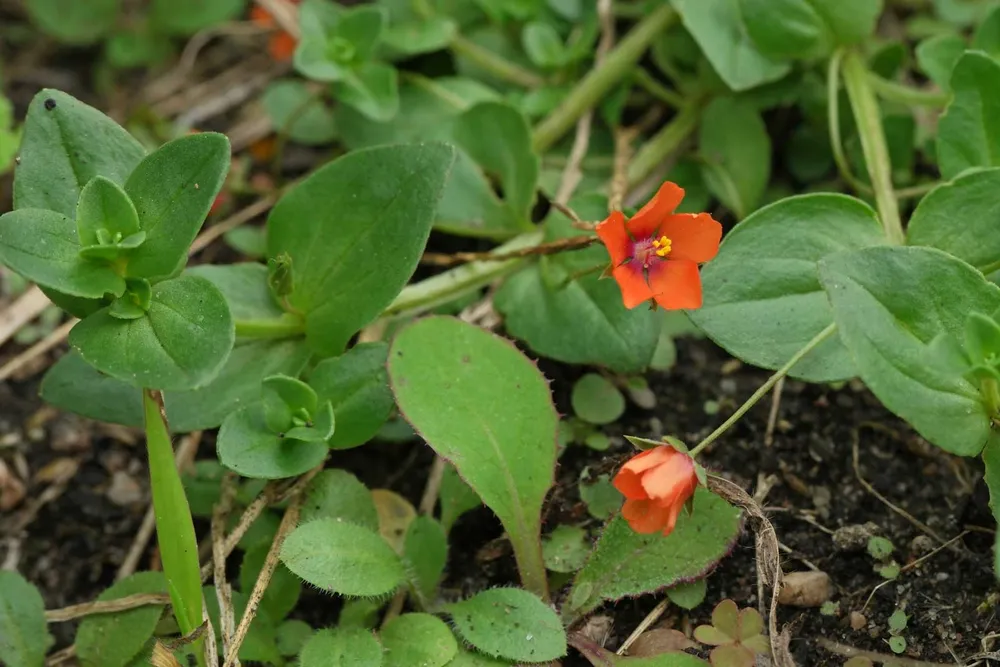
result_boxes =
[984,378,1000,418]
[688,324,837,458]
[867,72,948,108]
[234,313,305,340]
[382,231,543,319]
[841,49,905,245]
[634,68,686,108]
[532,3,677,152]
[450,35,545,89]
[142,390,204,659]
[512,528,550,602]
[827,50,873,197]
[626,104,700,189]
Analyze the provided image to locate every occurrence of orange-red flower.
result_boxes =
[596,181,722,310]
[251,0,301,62]
[613,444,700,536]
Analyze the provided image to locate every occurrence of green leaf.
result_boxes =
[440,464,482,534]
[448,588,566,663]
[381,613,458,667]
[202,586,281,664]
[105,27,173,68]
[150,0,245,35]
[300,469,380,529]
[452,102,539,222]
[337,62,400,123]
[688,194,886,382]
[40,351,144,427]
[0,94,20,175]
[266,143,454,356]
[14,89,145,217]
[915,34,966,90]
[819,245,1000,456]
[299,627,382,666]
[937,51,1000,180]
[666,579,708,610]
[542,525,590,573]
[124,133,231,280]
[567,488,741,618]
[699,97,771,218]
[382,16,457,57]
[186,263,282,321]
[740,0,882,58]
[280,518,405,596]
[262,374,319,432]
[404,516,448,602]
[982,435,1000,578]
[0,209,126,298]
[578,470,621,520]
[974,7,1000,58]
[388,317,558,595]
[75,176,141,247]
[240,543,302,622]
[217,406,328,479]
[262,80,338,146]
[907,168,1000,272]
[76,572,166,667]
[522,21,567,68]
[446,648,514,666]
[307,342,394,449]
[277,619,313,657]
[571,374,625,425]
[24,0,119,43]
[0,571,52,667]
[70,274,234,391]
[672,0,791,92]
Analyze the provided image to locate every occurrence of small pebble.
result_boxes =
[849,611,867,630]
[777,571,832,607]
[106,470,143,506]
[909,535,935,558]
[832,522,880,552]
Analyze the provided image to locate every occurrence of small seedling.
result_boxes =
[820,600,840,616]
[867,536,901,580]
[693,599,770,667]
[886,607,908,655]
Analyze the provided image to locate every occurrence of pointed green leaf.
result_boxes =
[40,351,144,427]
[308,342,394,449]
[388,317,558,595]
[76,176,141,247]
[299,627,382,666]
[688,194,886,382]
[337,62,400,122]
[69,274,234,391]
[452,102,538,222]
[0,209,125,298]
[907,168,1000,272]
[266,143,454,356]
[14,89,145,218]
[915,34,965,91]
[76,572,167,667]
[0,571,53,667]
[448,588,565,663]
[185,263,284,320]
[567,488,741,618]
[937,51,1000,180]
[819,245,1000,456]
[217,406,328,479]
[381,613,457,667]
[262,375,319,432]
[124,133,231,280]
[280,518,405,596]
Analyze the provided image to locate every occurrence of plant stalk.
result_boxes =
[143,389,205,663]
[626,103,700,190]
[450,35,545,88]
[841,49,905,245]
[532,3,677,152]
[867,72,948,108]
[511,527,550,602]
[234,313,305,340]
[688,323,837,458]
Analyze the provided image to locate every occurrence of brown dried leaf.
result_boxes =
[628,628,697,657]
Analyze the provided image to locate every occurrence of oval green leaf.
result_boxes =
[308,342,394,449]
[0,571,52,667]
[299,627,383,667]
[76,571,167,667]
[124,132,231,280]
[266,142,455,356]
[404,516,448,603]
[280,518,405,596]
[571,374,625,425]
[688,194,887,382]
[819,245,1000,456]
[937,51,1000,180]
[448,588,566,663]
[381,613,457,667]
[217,405,328,479]
[300,469,380,529]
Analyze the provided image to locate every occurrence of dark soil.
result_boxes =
[2,332,997,666]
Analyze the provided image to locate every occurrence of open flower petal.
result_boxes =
[595,211,630,266]
[627,181,685,240]
[658,213,723,263]
[614,445,700,537]
[612,264,655,309]
[641,453,697,502]
[649,259,702,310]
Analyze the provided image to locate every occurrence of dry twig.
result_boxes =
[0,286,49,349]
[45,592,171,623]
[212,473,241,660]
[421,235,596,267]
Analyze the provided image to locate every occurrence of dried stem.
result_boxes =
[212,473,240,658]
[421,235,597,267]
[45,593,171,623]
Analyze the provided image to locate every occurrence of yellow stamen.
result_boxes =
[654,235,672,257]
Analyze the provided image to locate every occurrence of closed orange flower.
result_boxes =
[613,444,700,536]
[251,0,301,62]
[596,181,722,310]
